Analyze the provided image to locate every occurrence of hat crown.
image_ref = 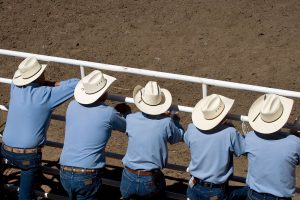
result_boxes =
[18,57,42,79]
[82,70,107,94]
[260,94,283,123]
[141,81,162,105]
[201,94,225,120]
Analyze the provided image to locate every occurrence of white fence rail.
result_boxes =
[1,49,300,123]
[0,49,300,98]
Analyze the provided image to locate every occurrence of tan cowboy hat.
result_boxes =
[74,70,116,104]
[192,94,235,130]
[133,81,172,115]
[248,94,294,134]
[13,57,47,86]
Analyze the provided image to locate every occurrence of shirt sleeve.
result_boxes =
[297,138,300,165]
[167,118,184,144]
[110,109,126,133]
[48,78,79,109]
[183,123,193,147]
[230,128,245,156]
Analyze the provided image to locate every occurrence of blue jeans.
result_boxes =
[60,169,102,200]
[187,182,227,200]
[1,146,42,200]
[0,153,3,199]
[120,168,166,200]
[247,189,291,200]
[228,186,249,200]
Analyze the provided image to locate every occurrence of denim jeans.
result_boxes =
[228,186,249,200]
[60,169,102,200]
[0,153,3,199]
[247,189,291,200]
[187,182,227,200]
[120,168,166,200]
[1,146,42,200]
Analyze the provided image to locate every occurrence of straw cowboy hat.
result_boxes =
[133,81,172,115]
[13,57,47,86]
[248,94,294,134]
[74,70,116,104]
[192,94,235,130]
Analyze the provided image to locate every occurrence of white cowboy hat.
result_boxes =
[74,70,116,104]
[133,81,172,115]
[248,94,294,134]
[13,57,47,86]
[192,94,235,130]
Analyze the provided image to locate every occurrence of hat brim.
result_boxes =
[192,95,234,130]
[74,74,116,104]
[12,64,47,86]
[248,94,293,134]
[133,87,172,115]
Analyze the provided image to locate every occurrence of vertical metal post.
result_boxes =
[202,83,208,97]
[80,65,85,78]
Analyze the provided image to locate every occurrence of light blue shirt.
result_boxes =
[245,131,300,197]
[184,123,245,184]
[3,79,79,148]
[122,112,184,170]
[59,100,126,169]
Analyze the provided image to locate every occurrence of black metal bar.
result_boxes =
[4,184,68,200]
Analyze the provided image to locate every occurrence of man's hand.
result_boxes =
[43,81,56,87]
[223,119,235,127]
[114,103,132,116]
[163,110,180,121]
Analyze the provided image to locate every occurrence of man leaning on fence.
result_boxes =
[1,57,79,200]
[245,94,300,200]
[184,94,245,200]
[120,81,184,200]
[59,70,130,200]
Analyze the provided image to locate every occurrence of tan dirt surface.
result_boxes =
[0,0,299,199]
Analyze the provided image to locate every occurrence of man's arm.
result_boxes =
[110,109,127,133]
[231,129,246,156]
[167,114,184,144]
[48,78,79,109]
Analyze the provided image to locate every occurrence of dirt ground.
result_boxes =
[0,0,300,199]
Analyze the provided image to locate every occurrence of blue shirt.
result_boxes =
[3,79,79,148]
[184,123,245,184]
[122,112,184,170]
[59,100,126,169]
[245,131,300,197]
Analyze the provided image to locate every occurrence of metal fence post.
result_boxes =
[202,83,208,97]
[80,65,85,78]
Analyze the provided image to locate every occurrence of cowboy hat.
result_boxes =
[133,81,172,115]
[13,57,47,86]
[248,94,294,134]
[192,94,235,130]
[74,70,116,104]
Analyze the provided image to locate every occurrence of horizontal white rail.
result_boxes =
[0,49,300,98]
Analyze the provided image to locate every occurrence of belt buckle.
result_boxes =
[203,182,212,188]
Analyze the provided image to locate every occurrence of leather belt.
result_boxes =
[126,166,154,176]
[61,166,97,174]
[3,144,42,154]
[249,189,291,200]
[193,177,227,189]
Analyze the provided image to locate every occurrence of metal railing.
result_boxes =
[1,49,300,122]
